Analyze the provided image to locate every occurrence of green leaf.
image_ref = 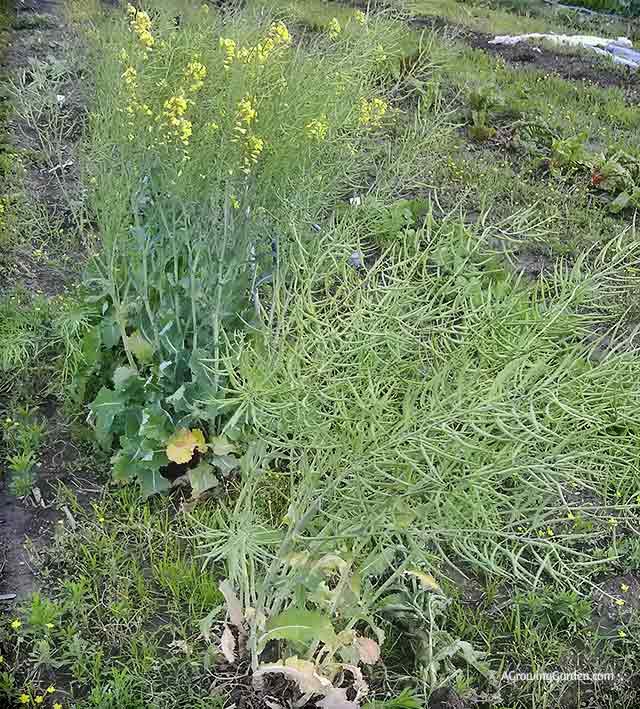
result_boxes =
[90,387,125,448]
[188,462,219,499]
[113,366,138,391]
[211,435,237,456]
[139,405,172,442]
[610,191,631,214]
[261,608,336,648]
[128,330,154,364]
[139,466,171,499]
[211,454,240,476]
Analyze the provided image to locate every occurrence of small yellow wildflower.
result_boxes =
[618,630,626,638]
[19,696,30,705]
[128,6,155,49]
[354,9,366,24]
[54,704,63,709]
[621,583,630,593]
[230,195,240,209]
[328,17,341,39]
[46,686,55,694]
[237,96,257,126]
[269,22,291,45]
[358,97,388,128]
[185,61,207,92]
[246,135,264,162]
[121,66,137,86]
[35,697,44,705]
[305,117,328,142]
[179,120,193,145]
[164,95,189,127]
[219,37,236,70]
[11,619,21,631]
[45,623,54,629]
[615,598,625,606]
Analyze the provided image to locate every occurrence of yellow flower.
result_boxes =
[615,598,625,606]
[237,96,257,126]
[230,195,240,209]
[46,686,55,694]
[305,117,328,142]
[618,630,626,638]
[354,9,366,24]
[45,623,54,629]
[164,95,189,127]
[185,61,207,92]
[621,583,630,593]
[121,66,137,86]
[219,37,236,70]
[246,134,264,161]
[11,619,21,631]
[179,120,193,145]
[328,17,341,39]
[358,97,388,128]
[19,696,30,705]
[35,697,44,705]
[129,7,155,49]
[268,21,291,47]
[54,704,63,709]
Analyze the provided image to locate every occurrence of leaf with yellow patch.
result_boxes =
[405,569,441,592]
[166,428,206,464]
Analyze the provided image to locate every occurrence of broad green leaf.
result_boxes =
[261,608,336,647]
[211,454,239,476]
[127,330,154,363]
[211,435,236,456]
[113,366,138,390]
[188,462,219,499]
[139,466,171,499]
[90,387,125,448]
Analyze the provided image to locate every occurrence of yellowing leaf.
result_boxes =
[253,657,333,694]
[192,428,208,453]
[405,569,441,592]
[166,428,206,464]
[219,579,245,628]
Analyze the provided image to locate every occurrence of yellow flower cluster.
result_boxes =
[358,97,388,128]
[122,66,137,86]
[328,18,341,39]
[185,61,207,93]
[244,135,264,172]
[237,96,257,127]
[127,4,155,49]
[305,116,328,142]
[164,94,192,145]
[220,37,236,70]
[221,21,291,69]
[354,10,366,25]
[232,96,264,175]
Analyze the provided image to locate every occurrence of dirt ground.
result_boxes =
[0,0,90,610]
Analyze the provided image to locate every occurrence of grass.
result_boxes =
[3,0,640,708]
